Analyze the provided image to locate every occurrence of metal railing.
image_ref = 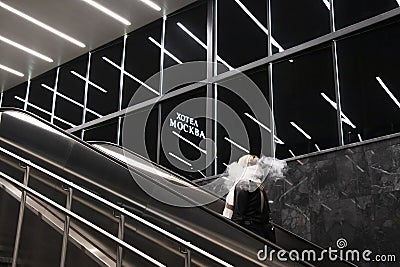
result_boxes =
[0,146,234,267]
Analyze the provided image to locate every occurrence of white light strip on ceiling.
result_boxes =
[41,83,102,117]
[14,96,76,127]
[288,149,296,157]
[81,0,131,25]
[0,35,53,62]
[320,92,356,129]
[244,112,285,144]
[70,71,107,93]
[0,1,85,48]
[0,63,24,77]
[222,162,228,168]
[176,22,234,71]
[314,144,321,151]
[290,121,312,140]
[197,170,206,178]
[148,37,183,64]
[224,137,250,153]
[357,134,363,142]
[168,152,192,166]
[376,76,400,109]
[322,0,330,10]
[397,0,400,6]
[172,131,207,154]
[140,0,161,11]
[233,0,284,52]
[102,56,160,95]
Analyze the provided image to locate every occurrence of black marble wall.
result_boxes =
[266,136,400,266]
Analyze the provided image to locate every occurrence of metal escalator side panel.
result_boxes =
[0,178,115,267]
[0,111,74,174]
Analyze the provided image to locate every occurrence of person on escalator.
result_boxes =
[223,154,286,243]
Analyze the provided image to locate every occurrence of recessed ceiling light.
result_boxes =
[320,92,356,129]
[176,22,234,70]
[81,0,131,26]
[0,1,85,48]
[288,149,296,157]
[0,35,53,62]
[172,130,207,154]
[290,121,312,140]
[0,63,24,77]
[70,70,107,93]
[322,0,330,10]
[234,0,284,52]
[224,137,250,153]
[168,152,192,166]
[148,37,182,64]
[376,76,400,109]
[314,144,321,151]
[41,83,102,117]
[102,56,159,95]
[140,0,161,11]
[244,112,284,144]
[14,95,76,127]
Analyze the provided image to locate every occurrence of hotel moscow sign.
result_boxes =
[169,112,205,139]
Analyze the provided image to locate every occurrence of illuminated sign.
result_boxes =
[169,112,205,139]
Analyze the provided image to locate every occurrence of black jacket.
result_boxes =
[231,180,271,225]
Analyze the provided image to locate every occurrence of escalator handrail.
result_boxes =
[92,141,328,254]
[0,109,313,266]
[0,145,234,267]
[88,142,319,265]
[88,141,190,182]
[89,141,337,266]
[0,170,165,267]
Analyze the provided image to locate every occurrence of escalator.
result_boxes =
[0,108,354,266]
[92,142,357,267]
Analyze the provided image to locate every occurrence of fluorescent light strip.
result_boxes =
[70,71,107,93]
[0,2,85,48]
[41,84,102,117]
[314,144,321,151]
[197,170,206,178]
[176,22,234,71]
[222,163,228,168]
[0,35,53,62]
[397,0,400,6]
[233,0,284,52]
[168,152,192,166]
[172,131,207,154]
[357,134,363,142]
[140,0,161,11]
[224,137,250,153]
[102,57,160,95]
[81,0,131,25]
[14,96,76,127]
[290,121,312,140]
[148,37,183,64]
[244,113,284,144]
[288,149,296,157]
[0,63,24,77]
[320,92,356,129]
[376,77,400,109]
[322,0,330,10]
